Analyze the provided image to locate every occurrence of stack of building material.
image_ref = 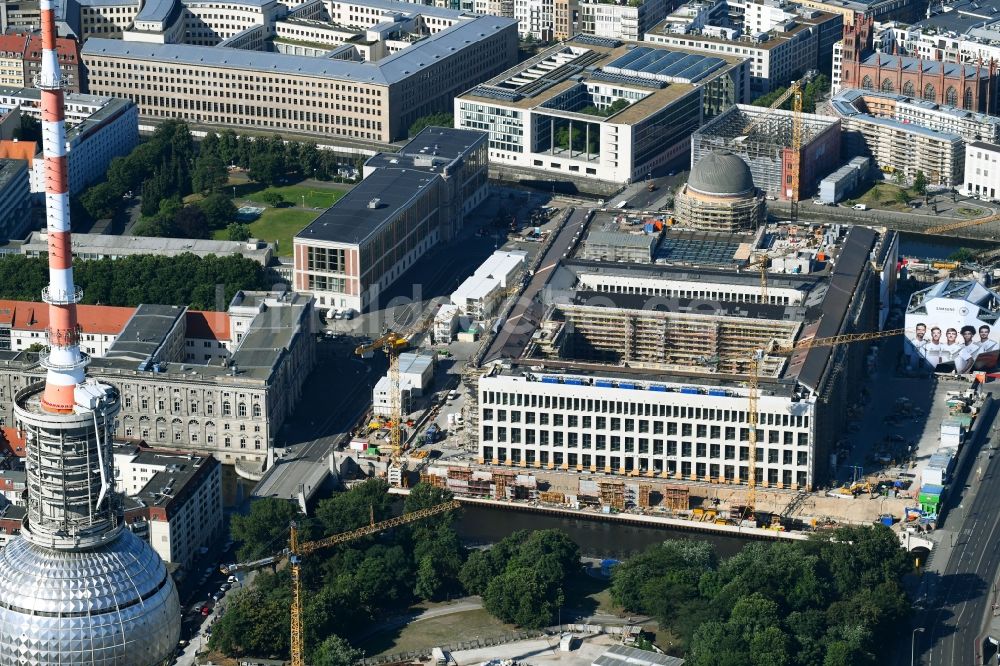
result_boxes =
[540,491,566,503]
[599,480,625,511]
[446,467,471,495]
[922,449,955,487]
[940,419,965,448]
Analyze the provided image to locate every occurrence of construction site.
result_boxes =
[690,104,841,201]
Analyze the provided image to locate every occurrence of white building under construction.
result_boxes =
[477,223,899,490]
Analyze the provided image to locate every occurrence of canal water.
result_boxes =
[452,504,753,560]
[898,231,999,260]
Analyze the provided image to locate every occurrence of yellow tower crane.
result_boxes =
[222,499,461,666]
[739,328,905,520]
[739,74,810,224]
[925,209,1000,235]
[355,332,410,486]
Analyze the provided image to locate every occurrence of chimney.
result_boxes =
[36,0,87,413]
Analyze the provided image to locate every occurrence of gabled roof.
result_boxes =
[0,299,135,335]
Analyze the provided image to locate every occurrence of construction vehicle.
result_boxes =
[355,332,410,486]
[222,499,461,666]
[738,328,906,521]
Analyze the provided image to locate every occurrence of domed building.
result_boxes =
[675,150,767,232]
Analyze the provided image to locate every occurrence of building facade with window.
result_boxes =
[455,36,748,186]
[81,11,518,142]
[294,127,488,311]
[0,290,315,466]
[964,141,1000,200]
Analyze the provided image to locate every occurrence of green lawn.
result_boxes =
[233,183,346,209]
[215,207,319,257]
[358,608,513,657]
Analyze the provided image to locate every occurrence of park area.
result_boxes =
[212,177,349,256]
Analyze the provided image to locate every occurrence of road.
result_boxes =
[913,396,1000,666]
[483,206,588,363]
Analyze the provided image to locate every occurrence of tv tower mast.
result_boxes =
[0,0,181,661]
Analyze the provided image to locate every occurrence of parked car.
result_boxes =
[201,605,211,616]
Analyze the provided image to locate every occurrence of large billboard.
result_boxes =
[905,290,1000,372]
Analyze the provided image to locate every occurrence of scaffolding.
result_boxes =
[638,483,652,509]
[532,302,795,378]
[599,480,625,510]
[691,105,837,199]
[661,486,690,511]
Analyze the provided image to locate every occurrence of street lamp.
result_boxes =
[911,626,925,666]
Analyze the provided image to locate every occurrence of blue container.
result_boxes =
[680,387,699,395]
[708,389,727,397]
[541,376,560,384]
[648,385,667,392]
[618,382,636,390]
[564,378,584,386]
[879,515,893,527]
[595,380,614,388]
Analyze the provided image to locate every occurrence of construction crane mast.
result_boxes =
[223,500,461,666]
[741,328,905,520]
[739,73,811,224]
[355,332,409,486]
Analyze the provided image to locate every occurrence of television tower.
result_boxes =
[0,0,181,661]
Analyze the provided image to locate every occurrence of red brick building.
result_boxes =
[839,16,1000,114]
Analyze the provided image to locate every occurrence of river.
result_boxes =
[452,504,753,560]
[898,231,999,260]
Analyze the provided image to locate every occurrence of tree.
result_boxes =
[192,152,229,193]
[199,192,238,229]
[312,636,363,666]
[249,152,285,187]
[408,112,453,138]
[260,190,286,207]
[913,170,928,196]
[172,205,210,239]
[209,577,291,657]
[80,182,119,220]
[12,114,40,142]
[227,222,252,241]
[315,478,393,536]
[482,567,562,628]
[230,498,302,561]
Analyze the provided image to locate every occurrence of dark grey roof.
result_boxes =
[797,225,877,391]
[399,126,486,161]
[231,304,306,373]
[106,304,186,365]
[688,150,755,196]
[296,169,439,245]
[571,289,803,321]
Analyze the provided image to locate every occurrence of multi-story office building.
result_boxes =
[646,3,842,97]
[0,289,315,466]
[477,222,898,490]
[117,445,223,571]
[455,36,748,187]
[81,6,518,142]
[963,141,1000,200]
[293,127,488,311]
[578,0,673,42]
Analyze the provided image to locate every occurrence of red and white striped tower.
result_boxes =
[37,0,87,413]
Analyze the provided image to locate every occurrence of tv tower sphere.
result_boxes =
[0,0,181,660]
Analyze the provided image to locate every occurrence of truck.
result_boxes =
[423,424,440,445]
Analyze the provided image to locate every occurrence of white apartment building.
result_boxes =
[964,141,1000,200]
[578,0,672,42]
[478,370,816,489]
[0,88,139,197]
[117,446,223,570]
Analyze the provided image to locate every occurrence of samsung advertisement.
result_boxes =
[905,280,1000,373]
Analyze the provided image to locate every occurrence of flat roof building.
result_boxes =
[294,127,488,312]
[21,231,274,264]
[0,159,29,242]
[117,445,223,572]
[475,221,898,491]
[82,8,519,142]
[455,36,749,188]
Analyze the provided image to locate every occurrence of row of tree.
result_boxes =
[0,253,270,310]
[609,527,912,665]
[751,74,830,114]
[214,481,582,663]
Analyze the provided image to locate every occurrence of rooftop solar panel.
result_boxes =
[604,46,724,83]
